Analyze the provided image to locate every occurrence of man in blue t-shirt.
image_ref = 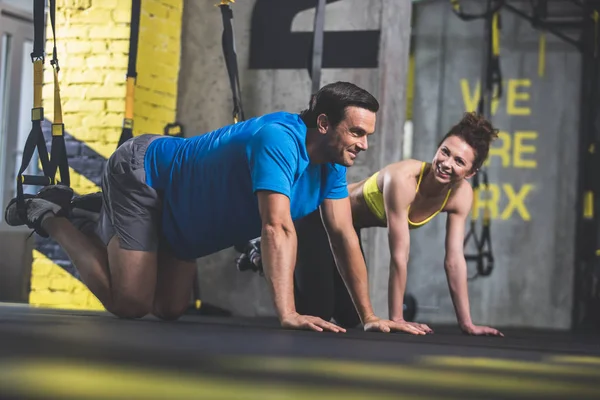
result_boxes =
[6,82,406,333]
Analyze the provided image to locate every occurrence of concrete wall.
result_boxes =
[406,2,580,329]
[179,0,412,317]
[0,232,33,303]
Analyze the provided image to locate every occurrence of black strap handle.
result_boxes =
[118,0,142,148]
[219,1,245,123]
[16,0,70,227]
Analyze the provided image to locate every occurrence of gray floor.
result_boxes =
[0,303,599,399]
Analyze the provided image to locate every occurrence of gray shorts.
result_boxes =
[96,134,164,252]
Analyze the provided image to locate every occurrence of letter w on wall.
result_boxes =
[250,0,380,70]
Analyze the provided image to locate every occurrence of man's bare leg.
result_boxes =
[42,216,111,304]
[42,214,158,318]
[152,248,197,320]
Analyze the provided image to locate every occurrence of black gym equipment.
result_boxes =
[219,0,245,124]
[451,0,502,281]
[15,0,70,228]
[117,0,186,148]
[117,0,141,148]
[571,0,600,330]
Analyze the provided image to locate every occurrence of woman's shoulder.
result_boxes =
[446,179,474,213]
[379,159,425,191]
[382,159,426,175]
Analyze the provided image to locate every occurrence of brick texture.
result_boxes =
[31,0,183,310]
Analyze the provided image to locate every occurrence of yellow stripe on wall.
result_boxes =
[134,0,184,137]
[66,167,101,196]
[29,250,104,311]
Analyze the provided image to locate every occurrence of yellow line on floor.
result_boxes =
[0,358,430,400]
[547,355,600,366]
[420,356,600,377]
[220,356,600,398]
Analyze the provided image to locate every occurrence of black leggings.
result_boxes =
[293,209,362,328]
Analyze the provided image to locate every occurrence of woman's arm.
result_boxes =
[383,172,431,335]
[444,184,503,336]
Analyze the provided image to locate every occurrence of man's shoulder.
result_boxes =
[256,111,305,130]
[248,113,309,160]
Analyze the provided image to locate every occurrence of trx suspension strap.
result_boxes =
[16,0,70,223]
[309,0,327,94]
[218,0,245,123]
[457,0,503,280]
[47,0,69,189]
[117,0,141,148]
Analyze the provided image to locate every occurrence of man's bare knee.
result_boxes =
[153,302,187,321]
[109,297,153,319]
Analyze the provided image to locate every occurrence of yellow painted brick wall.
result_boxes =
[31,0,183,311]
[134,0,183,137]
[29,251,104,310]
[42,0,132,160]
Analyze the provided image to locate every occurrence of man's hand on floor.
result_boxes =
[281,312,346,333]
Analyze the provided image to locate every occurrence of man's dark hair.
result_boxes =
[437,112,499,171]
[300,81,379,128]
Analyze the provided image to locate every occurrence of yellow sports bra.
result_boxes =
[362,162,452,229]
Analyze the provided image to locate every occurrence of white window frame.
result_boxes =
[0,3,35,231]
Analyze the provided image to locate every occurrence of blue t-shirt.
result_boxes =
[144,111,348,260]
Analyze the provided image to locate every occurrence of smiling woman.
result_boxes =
[323,111,501,335]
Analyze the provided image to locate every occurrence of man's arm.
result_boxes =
[257,190,343,333]
[319,197,376,324]
[320,197,411,333]
[444,185,503,336]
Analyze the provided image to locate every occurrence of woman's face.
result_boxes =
[431,135,477,184]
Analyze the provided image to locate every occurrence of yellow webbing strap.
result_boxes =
[584,191,594,219]
[52,67,63,129]
[124,76,135,127]
[33,60,43,112]
[492,12,500,57]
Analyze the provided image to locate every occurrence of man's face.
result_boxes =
[319,106,376,167]
[431,135,476,184]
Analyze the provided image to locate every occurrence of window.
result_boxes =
[14,39,40,194]
[0,3,34,228]
[0,33,12,223]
